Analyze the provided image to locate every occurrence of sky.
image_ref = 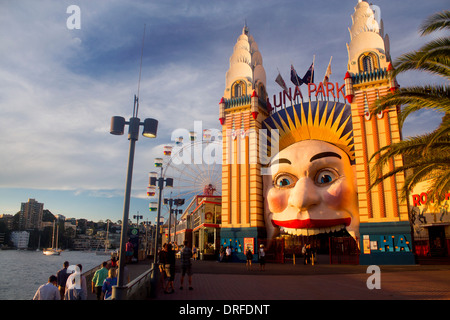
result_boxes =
[0,0,447,224]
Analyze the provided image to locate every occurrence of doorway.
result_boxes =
[428,226,447,257]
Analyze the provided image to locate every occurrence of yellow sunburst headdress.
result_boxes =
[262,101,355,163]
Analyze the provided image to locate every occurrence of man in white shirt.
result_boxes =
[65,264,87,300]
[226,246,232,262]
[33,275,60,300]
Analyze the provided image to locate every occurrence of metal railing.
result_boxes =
[124,267,153,300]
[84,261,154,300]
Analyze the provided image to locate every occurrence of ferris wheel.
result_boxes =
[147,129,222,213]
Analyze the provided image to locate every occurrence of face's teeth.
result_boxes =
[280,225,346,236]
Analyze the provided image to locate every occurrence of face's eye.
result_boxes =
[273,174,297,189]
[315,169,338,186]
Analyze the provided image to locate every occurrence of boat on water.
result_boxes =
[43,220,61,256]
[43,248,61,255]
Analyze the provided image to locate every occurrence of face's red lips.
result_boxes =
[272,218,351,229]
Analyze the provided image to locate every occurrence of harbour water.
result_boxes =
[0,250,107,300]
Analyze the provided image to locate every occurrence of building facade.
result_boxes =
[409,179,450,258]
[170,195,222,259]
[19,199,44,230]
[11,231,30,249]
[345,1,414,264]
[218,1,417,264]
[218,24,270,261]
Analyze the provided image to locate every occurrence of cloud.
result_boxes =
[1,0,448,221]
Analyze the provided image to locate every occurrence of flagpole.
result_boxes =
[290,63,302,105]
[323,56,332,101]
[307,55,315,102]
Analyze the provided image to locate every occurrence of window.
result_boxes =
[232,80,245,98]
[234,84,242,97]
[363,56,373,73]
[358,52,379,73]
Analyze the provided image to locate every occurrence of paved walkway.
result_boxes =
[151,257,450,301]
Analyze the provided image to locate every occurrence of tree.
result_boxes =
[370,10,450,201]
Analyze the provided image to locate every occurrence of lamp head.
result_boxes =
[143,118,158,138]
[165,178,174,188]
[110,116,125,135]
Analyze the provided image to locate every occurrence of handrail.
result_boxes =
[105,266,154,300]
[126,267,153,300]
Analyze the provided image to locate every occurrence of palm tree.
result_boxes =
[369,10,450,202]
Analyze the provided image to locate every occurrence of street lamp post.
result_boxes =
[164,198,184,243]
[149,161,173,267]
[110,96,158,300]
[133,213,143,228]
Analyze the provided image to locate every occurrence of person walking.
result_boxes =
[305,244,312,265]
[258,244,266,271]
[102,268,117,300]
[225,246,232,262]
[192,245,197,260]
[158,244,168,291]
[219,245,225,262]
[64,264,87,300]
[245,246,253,270]
[33,275,60,300]
[91,261,109,300]
[310,245,315,265]
[125,239,134,264]
[302,244,308,265]
[179,240,193,291]
[164,242,178,294]
[56,261,70,300]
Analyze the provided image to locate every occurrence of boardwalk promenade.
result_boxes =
[151,257,450,301]
[86,255,450,303]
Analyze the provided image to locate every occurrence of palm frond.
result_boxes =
[417,37,450,66]
[424,118,450,153]
[400,164,437,199]
[368,10,450,201]
[429,172,450,200]
[392,51,450,79]
[370,85,450,127]
[369,133,450,169]
[419,10,450,35]
[368,155,450,201]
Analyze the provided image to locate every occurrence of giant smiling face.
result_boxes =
[263,139,359,241]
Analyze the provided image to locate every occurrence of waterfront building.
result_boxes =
[11,231,30,249]
[0,214,14,230]
[19,199,44,230]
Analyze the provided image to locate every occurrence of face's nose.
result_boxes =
[288,177,321,211]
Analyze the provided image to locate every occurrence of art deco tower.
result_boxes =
[219,25,271,255]
[345,1,414,264]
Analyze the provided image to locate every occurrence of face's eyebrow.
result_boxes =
[310,152,342,162]
[270,158,291,166]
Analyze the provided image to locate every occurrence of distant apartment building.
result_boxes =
[0,214,14,230]
[19,199,44,230]
[11,231,30,249]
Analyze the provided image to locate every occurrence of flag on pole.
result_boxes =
[302,62,314,84]
[275,72,288,92]
[290,65,303,86]
[323,56,332,85]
